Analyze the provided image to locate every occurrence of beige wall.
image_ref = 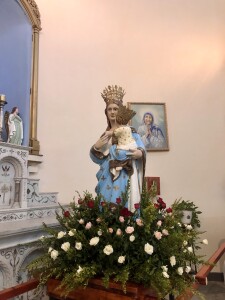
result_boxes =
[35,0,225,270]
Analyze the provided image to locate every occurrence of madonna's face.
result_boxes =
[106,103,119,123]
[144,114,153,125]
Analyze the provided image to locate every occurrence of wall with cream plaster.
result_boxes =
[35,0,225,270]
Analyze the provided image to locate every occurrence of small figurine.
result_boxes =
[5,107,23,145]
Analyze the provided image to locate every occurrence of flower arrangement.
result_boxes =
[27,183,208,299]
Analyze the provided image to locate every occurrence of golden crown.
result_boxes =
[116,105,136,125]
[101,85,125,105]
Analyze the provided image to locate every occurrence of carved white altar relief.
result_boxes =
[0,143,60,299]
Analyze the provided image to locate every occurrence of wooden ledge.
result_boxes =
[0,278,39,300]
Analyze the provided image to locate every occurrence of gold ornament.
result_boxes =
[101,85,125,106]
[116,105,136,125]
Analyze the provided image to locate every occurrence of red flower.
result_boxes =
[87,200,95,208]
[120,207,132,217]
[78,198,84,205]
[166,207,172,213]
[116,197,122,204]
[101,201,106,207]
[134,203,140,210]
[157,197,163,204]
[154,203,160,209]
[64,211,70,217]
[161,202,166,209]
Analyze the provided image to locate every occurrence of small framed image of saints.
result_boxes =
[127,102,169,151]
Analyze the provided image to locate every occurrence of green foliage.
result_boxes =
[27,184,207,298]
[172,198,202,228]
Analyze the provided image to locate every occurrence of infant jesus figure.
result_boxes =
[114,105,137,152]
[106,105,138,181]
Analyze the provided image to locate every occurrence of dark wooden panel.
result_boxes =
[47,278,158,300]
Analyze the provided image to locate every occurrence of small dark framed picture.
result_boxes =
[127,102,169,151]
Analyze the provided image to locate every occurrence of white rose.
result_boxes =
[125,226,134,234]
[78,219,84,224]
[154,231,162,240]
[68,230,76,236]
[97,230,103,236]
[202,239,208,245]
[48,247,53,253]
[89,237,100,246]
[162,229,169,236]
[161,265,168,272]
[103,245,113,255]
[186,225,192,230]
[77,266,83,274]
[157,220,162,227]
[177,222,181,227]
[75,242,82,250]
[116,229,122,236]
[144,243,154,255]
[187,246,193,253]
[177,267,184,275]
[50,250,59,260]
[118,256,126,264]
[162,271,170,278]
[170,256,176,267]
[183,240,188,246]
[129,235,135,242]
[85,222,92,229]
[61,242,70,252]
[185,266,192,273]
[57,231,66,239]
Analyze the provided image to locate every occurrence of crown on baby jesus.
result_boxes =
[101,85,125,105]
[116,105,136,125]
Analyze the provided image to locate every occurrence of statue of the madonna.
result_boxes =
[90,85,146,210]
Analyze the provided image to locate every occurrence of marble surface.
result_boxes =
[193,281,225,300]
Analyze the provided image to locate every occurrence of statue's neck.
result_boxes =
[110,120,119,131]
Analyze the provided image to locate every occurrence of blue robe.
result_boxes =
[90,129,145,204]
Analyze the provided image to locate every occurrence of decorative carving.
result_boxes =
[0,207,60,222]
[0,245,48,298]
[27,209,55,219]
[0,212,26,222]
[1,247,28,277]
[27,0,41,27]
[20,0,41,29]
[0,261,11,289]
[27,180,57,206]
[16,150,28,166]
[0,148,7,155]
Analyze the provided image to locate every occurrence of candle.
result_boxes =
[0,94,6,101]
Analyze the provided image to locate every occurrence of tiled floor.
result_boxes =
[192,281,225,300]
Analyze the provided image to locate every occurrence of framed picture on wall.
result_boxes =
[127,102,169,151]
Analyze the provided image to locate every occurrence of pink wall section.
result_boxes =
[35,0,225,270]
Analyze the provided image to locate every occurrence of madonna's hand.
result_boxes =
[128,149,142,159]
[94,134,110,150]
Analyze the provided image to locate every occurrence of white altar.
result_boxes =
[0,142,60,299]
